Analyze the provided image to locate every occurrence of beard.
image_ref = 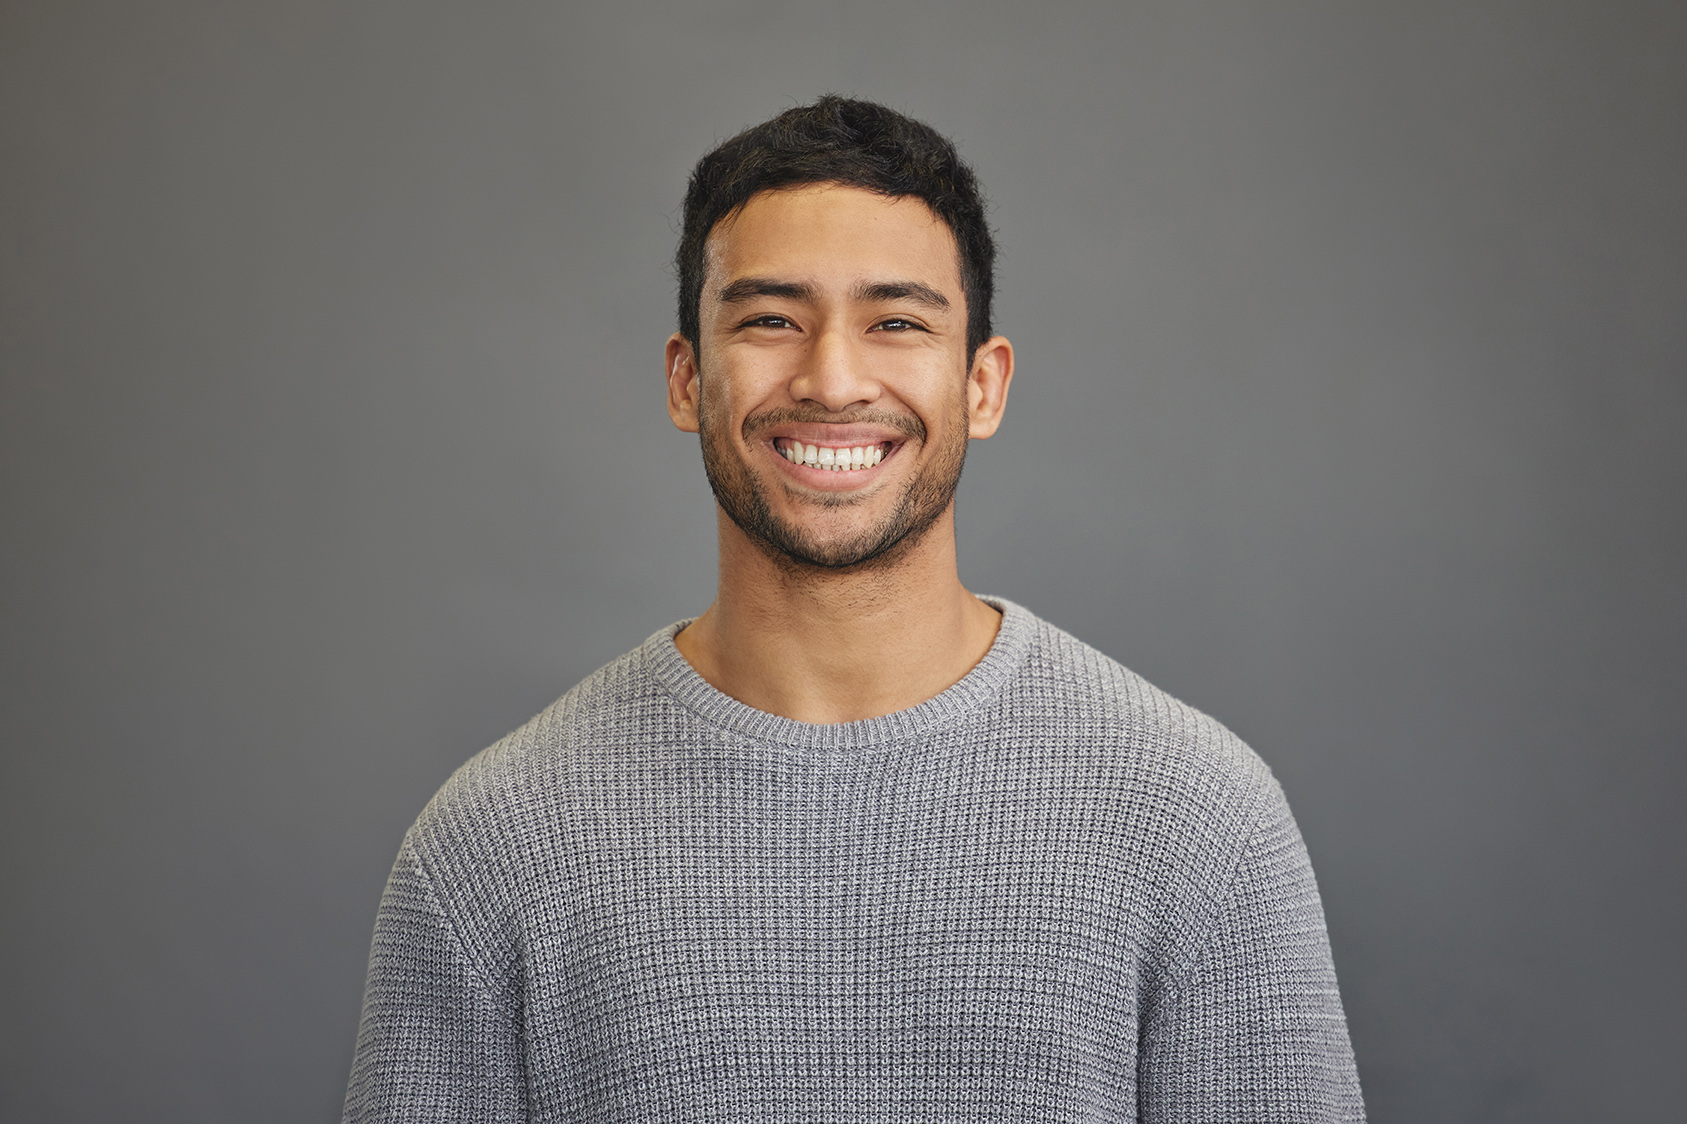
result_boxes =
[698,397,969,571]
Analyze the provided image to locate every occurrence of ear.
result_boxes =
[966,335,1014,439]
[665,334,701,434]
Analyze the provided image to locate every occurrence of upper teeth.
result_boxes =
[780,441,884,470]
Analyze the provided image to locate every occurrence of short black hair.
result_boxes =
[677,95,996,358]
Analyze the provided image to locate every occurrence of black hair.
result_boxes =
[677,95,996,358]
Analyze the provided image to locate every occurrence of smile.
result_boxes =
[774,438,888,471]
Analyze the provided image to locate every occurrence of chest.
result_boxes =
[505,764,1154,1122]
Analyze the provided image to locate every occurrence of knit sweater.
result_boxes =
[344,598,1364,1122]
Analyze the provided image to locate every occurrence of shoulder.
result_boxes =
[411,634,672,852]
[987,601,1294,970]
[994,601,1280,825]
[393,634,677,957]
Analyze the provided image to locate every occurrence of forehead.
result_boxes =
[703,184,962,296]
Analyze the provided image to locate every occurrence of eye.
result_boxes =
[739,314,795,330]
[872,317,927,333]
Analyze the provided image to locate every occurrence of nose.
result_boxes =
[788,325,880,413]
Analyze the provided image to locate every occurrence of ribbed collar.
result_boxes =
[642,596,1034,751]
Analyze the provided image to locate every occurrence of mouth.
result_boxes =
[772,437,892,472]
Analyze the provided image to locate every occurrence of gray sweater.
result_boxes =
[345,599,1364,1122]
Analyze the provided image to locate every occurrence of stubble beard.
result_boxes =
[698,396,969,572]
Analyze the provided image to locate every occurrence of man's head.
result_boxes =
[665,100,1012,573]
[677,96,996,360]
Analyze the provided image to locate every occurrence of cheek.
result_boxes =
[697,376,762,448]
[697,385,733,437]
[908,365,973,418]
[701,357,786,421]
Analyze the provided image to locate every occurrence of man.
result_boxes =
[344,96,1364,1122]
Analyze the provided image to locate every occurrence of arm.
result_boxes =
[1138,788,1365,1123]
[343,838,526,1124]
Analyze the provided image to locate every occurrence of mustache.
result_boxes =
[742,406,926,443]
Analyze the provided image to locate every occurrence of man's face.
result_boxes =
[668,184,1002,570]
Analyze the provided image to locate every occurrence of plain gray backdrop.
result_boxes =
[3,1,1683,1120]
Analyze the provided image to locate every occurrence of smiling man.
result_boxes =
[664,180,1010,725]
[344,97,1365,1123]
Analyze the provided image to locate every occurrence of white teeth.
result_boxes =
[782,441,885,470]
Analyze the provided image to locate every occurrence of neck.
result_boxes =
[674,506,1002,724]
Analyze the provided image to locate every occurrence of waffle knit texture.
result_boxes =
[344,598,1364,1122]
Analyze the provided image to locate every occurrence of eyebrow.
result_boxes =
[716,277,818,304]
[854,280,950,310]
[714,276,951,311]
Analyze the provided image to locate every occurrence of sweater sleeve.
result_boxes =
[1138,786,1365,1123]
[342,837,526,1123]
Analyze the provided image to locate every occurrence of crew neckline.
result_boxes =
[643,596,1035,750]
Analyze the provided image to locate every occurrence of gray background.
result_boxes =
[3,1,1683,1120]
